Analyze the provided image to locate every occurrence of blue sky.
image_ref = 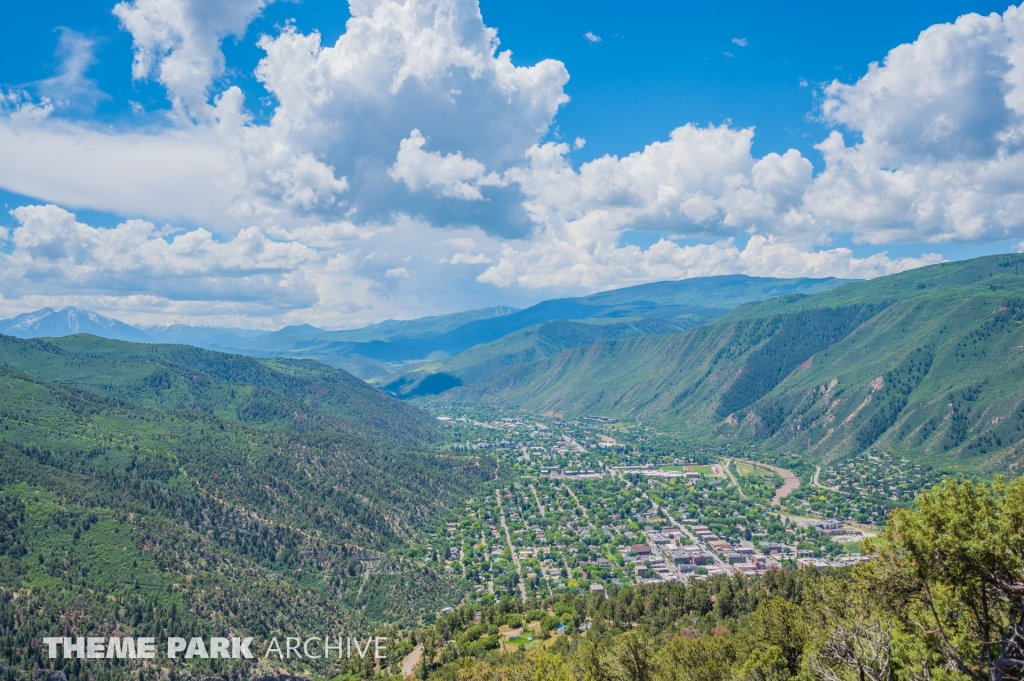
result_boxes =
[2,0,1008,160]
[0,0,1022,328]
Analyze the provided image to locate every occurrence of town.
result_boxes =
[415,405,944,603]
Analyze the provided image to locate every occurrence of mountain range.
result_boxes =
[0,275,852,380]
[3,256,1024,681]
[421,254,1024,474]
[9,261,1024,475]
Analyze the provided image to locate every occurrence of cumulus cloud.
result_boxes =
[584,31,601,43]
[478,235,944,289]
[0,0,1021,326]
[113,0,274,117]
[5,204,319,309]
[448,251,491,264]
[806,6,1024,244]
[389,129,504,200]
[3,0,569,238]
[0,204,520,327]
[508,125,815,245]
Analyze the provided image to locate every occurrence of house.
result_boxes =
[632,544,652,556]
[797,558,830,570]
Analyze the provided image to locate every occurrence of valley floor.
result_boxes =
[419,405,924,604]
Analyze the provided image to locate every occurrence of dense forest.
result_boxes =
[0,336,497,680]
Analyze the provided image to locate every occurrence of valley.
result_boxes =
[416,406,913,604]
[414,254,1024,475]
[1,256,1023,681]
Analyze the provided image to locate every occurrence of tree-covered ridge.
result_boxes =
[441,255,1024,472]
[0,334,439,447]
[716,304,886,418]
[0,337,497,680]
[385,317,698,398]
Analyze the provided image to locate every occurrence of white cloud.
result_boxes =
[4,204,319,313]
[732,37,748,47]
[0,119,238,224]
[448,251,491,264]
[806,5,1024,244]
[113,0,274,117]
[388,129,504,200]
[477,235,944,290]
[0,0,1022,326]
[2,0,570,238]
[0,90,54,125]
[584,31,601,43]
[32,29,108,112]
[0,205,524,327]
[508,124,815,244]
[260,152,350,211]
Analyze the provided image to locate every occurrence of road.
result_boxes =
[562,482,598,532]
[721,458,747,499]
[495,489,527,600]
[810,465,839,492]
[529,483,546,517]
[401,645,423,678]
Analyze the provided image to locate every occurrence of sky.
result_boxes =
[0,0,1022,329]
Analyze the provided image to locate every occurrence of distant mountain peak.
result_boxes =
[273,324,326,336]
[0,306,152,343]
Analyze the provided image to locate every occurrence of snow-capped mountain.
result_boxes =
[0,307,153,342]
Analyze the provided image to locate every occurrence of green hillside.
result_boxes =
[202,275,850,378]
[384,316,694,397]
[0,335,438,446]
[383,276,854,396]
[439,254,1024,473]
[0,335,494,678]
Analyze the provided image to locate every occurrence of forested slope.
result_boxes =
[0,335,438,446]
[444,255,1024,472]
[385,317,695,397]
[0,335,493,679]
